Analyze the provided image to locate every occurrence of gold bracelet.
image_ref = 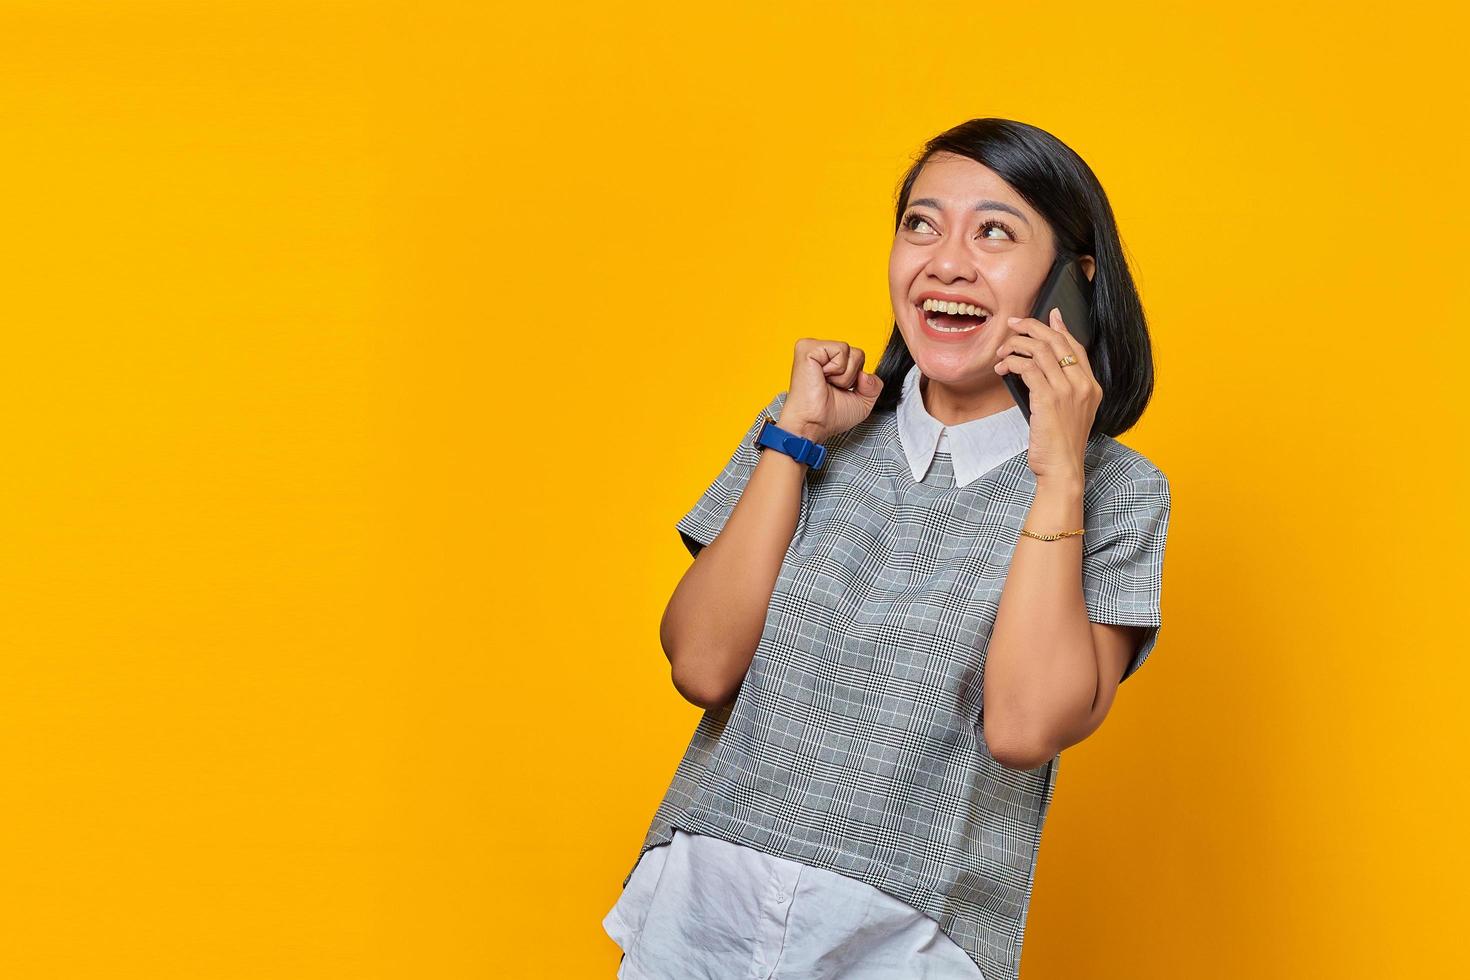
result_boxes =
[1018,526,1085,541]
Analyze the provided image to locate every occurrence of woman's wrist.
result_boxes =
[1027,476,1085,531]
[1034,458,1085,497]
[775,413,827,443]
[1034,473,1084,497]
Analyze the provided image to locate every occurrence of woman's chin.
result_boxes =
[899,326,1002,386]
[914,348,998,384]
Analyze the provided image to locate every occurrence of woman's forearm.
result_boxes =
[660,413,820,710]
[982,477,1097,767]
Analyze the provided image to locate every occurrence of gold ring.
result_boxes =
[1058,354,1077,368]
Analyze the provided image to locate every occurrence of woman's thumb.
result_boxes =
[856,371,883,399]
[799,353,829,387]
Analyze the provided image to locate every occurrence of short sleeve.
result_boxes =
[674,390,789,559]
[1081,457,1172,682]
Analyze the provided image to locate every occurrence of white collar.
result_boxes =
[894,362,1030,488]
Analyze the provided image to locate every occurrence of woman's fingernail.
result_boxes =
[1007,316,1020,324]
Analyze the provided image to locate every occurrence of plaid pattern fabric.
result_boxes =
[634,389,1171,980]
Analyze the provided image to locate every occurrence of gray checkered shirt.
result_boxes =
[626,383,1171,980]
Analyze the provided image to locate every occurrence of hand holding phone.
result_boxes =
[1002,256,1095,422]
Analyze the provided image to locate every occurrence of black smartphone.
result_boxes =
[1002,255,1095,423]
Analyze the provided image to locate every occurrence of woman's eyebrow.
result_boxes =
[907,197,1031,229]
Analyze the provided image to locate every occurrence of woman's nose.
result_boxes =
[929,232,977,281]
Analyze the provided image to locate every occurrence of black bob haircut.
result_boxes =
[871,118,1156,438]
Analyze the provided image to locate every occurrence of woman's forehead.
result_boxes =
[911,155,1029,214]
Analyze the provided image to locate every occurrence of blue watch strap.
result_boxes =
[751,415,826,469]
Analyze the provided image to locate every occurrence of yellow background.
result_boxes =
[1,1,1464,977]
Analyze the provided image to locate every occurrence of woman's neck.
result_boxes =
[920,374,1016,426]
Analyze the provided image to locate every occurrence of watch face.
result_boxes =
[749,416,768,450]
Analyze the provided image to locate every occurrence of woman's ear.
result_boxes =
[1080,254,1096,283]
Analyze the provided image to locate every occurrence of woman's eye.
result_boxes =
[978,219,1017,241]
[902,214,1017,241]
[902,214,936,234]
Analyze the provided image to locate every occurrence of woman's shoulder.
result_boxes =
[1085,431,1168,488]
[1083,432,1170,527]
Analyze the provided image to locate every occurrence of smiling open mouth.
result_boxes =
[918,300,990,333]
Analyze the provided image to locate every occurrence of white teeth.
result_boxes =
[921,298,988,318]
[924,316,981,333]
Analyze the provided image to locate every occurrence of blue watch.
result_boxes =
[750,415,827,469]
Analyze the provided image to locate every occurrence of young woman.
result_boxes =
[603,117,1172,980]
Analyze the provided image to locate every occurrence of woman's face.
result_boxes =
[888,152,1073,394]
